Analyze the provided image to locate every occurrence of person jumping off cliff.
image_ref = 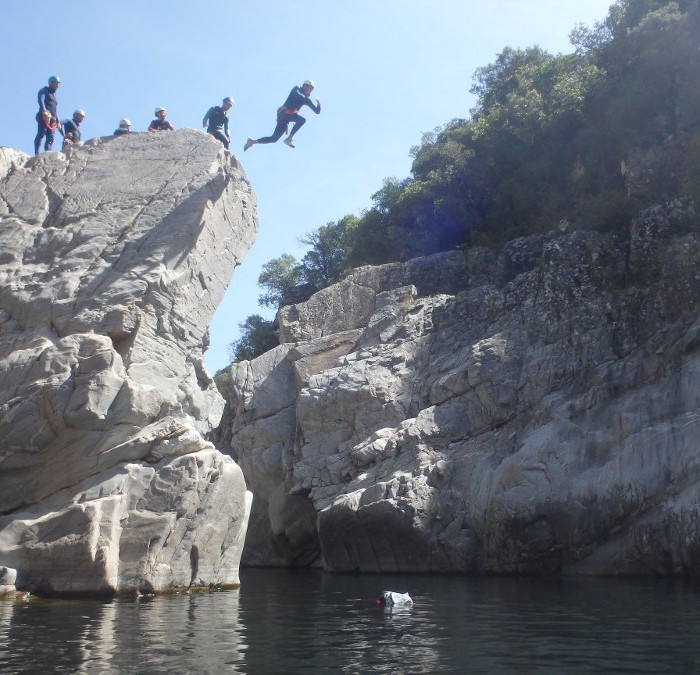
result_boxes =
[34,75,61,154]
[244,80,320,151]
[203,97,233,149]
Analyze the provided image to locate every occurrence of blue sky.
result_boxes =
[1,0,613,373]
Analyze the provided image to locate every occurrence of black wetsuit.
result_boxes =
[255,86,321,144]
[34,85,59,153]
[62,118,81,147]
[203,105,230,148]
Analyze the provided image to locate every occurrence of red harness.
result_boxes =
[42,113,60,131]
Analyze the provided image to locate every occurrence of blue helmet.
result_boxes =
[48,75,61,84]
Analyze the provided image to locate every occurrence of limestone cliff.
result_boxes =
[227,200,700,576]
[0,130,256,595]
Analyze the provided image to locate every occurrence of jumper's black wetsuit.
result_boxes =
[255,86,321,144]
[203,105,230,148]
[34,85,59,153]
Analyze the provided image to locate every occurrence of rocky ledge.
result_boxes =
[0,129,256,596]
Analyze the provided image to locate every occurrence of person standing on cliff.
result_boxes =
[244,80,320,151]
[148,107,174,131]
[202,97,233,149]
[34,75,61,154]
[61,109,86,149]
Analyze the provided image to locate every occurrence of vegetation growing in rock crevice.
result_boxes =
[229,0,700,362]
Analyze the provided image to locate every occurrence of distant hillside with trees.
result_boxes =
[227,0,700,364]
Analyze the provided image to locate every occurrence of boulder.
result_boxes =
[0,130,256,595]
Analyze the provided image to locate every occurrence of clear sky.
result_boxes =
[1,0,613,373]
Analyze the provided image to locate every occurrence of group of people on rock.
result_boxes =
[34,75,321,155]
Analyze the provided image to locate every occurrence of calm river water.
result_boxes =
[1,568,700,673]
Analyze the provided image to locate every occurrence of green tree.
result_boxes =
[213,368,233,401]
[573,0,700,223]
[299,215,359,288]
[228,314,278,362]
[344,203,396,268]
[466,47,603,237]
[407,121,486,250]
[257,253,304,308]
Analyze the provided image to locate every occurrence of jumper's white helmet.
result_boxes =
[120,118,131,127]
[303,79,315,88]
[74,109,86,117]
[154,107,166,114]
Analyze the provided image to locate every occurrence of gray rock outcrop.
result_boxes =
[227,200,700,576]
[0,130,256,595]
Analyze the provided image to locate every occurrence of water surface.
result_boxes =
[1,569,699,673]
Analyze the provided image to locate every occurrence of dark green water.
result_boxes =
[1,569,699,673]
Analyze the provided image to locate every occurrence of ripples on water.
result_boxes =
[2,570,700,673]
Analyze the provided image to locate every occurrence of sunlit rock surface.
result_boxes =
[227,202,700,576]
[0,130,256,595]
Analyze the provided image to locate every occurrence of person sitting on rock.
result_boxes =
[34,75,61,154]
[113,118,131,136]
[148,107,174,132]
[61,109,86,150]
[244,80,320,151]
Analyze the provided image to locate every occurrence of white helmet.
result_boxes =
[120,118,131,127]
[223,96,233,105]
[74,109,86,117]
[154,107,166,114]
[303,79,315,88]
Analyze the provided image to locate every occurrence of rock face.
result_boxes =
[227,200,700,576]
[0,130,256,595]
